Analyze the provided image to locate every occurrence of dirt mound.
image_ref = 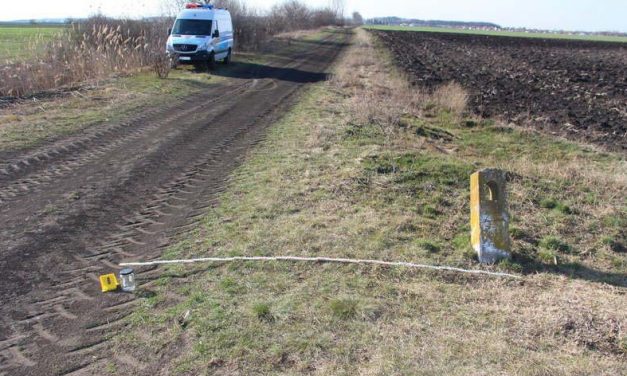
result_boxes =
[373,30,627,150]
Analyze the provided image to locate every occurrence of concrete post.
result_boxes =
[470,169,511,264]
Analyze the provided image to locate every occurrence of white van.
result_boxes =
[166,3,234,68]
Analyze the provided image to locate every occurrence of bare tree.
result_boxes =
[159,0,343,51]
[161,0,213,16]
[329,0,345,22]
[352,11,363,25]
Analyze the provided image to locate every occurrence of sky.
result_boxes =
[0,0,625,32]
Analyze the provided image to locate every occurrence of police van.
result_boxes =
[166,3,234,68]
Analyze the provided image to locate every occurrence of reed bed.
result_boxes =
[0,17,170,97]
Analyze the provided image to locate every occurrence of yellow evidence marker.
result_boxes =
[470,168,511,264]
[99,273,119,292]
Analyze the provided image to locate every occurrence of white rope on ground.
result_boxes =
[120,255,521,279]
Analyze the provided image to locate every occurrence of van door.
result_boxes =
[212,20,227,56]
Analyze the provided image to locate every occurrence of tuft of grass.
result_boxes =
[540,198,573,214]
[540,197,558,209]
[329,299,358,320]
[431,81,468,116]
[538,249,558,264]
[509,226,525,239]
[252,302,274,321]
[416,239,441,253]
[540,236,572,254]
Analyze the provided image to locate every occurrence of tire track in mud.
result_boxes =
[0,80,255,205]
[0,29,349,376]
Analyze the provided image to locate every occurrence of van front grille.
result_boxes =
[173,44,197,52]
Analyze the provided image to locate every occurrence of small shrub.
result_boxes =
[330,299,358,319]
[152,51,172,79]
[539,236,572,253]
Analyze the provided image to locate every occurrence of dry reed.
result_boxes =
[0,17,171,97]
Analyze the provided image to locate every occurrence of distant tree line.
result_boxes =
[367,17,501,29]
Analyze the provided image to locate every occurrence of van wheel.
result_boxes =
[207,52,216,70]
[222,49,232,65]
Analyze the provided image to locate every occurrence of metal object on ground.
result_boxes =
[99,273,119,292]
[119,268,136,292]
[470,168,511,264]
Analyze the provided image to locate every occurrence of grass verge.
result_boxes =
[117,29,626,374]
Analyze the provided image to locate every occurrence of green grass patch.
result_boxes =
[329,298,359,320]
[0,25,66,61]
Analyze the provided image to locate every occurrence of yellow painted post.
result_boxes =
[470,169,511,264]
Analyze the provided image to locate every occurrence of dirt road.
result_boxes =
[0,29,349,375]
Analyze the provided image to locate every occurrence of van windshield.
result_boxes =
[172,19,213,36]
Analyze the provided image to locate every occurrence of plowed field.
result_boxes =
[373,30,627,150]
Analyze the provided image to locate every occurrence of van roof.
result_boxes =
[177,8,230,20]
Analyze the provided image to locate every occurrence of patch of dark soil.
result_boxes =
[372,30,627,150]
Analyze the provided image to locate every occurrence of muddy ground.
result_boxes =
[0,29,349,375]
[372,30,627,150]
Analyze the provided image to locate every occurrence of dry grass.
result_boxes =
[0,18,170,97]
[432,81,468,116]
[114,29,627,375]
